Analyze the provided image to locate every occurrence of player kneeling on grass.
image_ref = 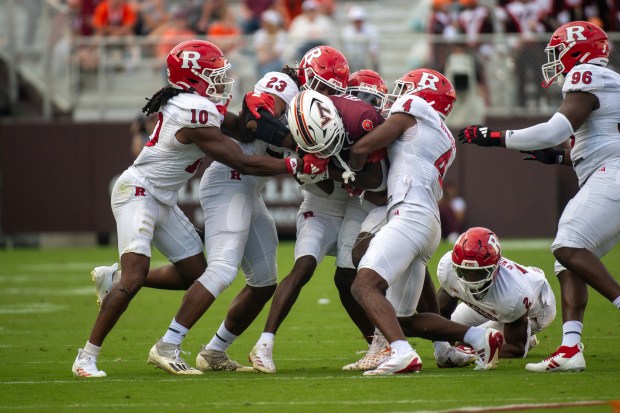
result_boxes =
[435,227,556,359]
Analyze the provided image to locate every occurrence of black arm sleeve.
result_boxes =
[252,108,290,148]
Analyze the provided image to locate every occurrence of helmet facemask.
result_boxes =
[302,66,348,96]
[194,63,234,104]
[452,263,497,300]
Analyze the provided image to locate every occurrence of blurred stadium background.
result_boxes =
[1,0,619,248]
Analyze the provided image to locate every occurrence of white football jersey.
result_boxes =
[562,63,620,186]
[437,251,552,323]
[205,72,300,192]
[386,95,456,217]
[129,93,223,205]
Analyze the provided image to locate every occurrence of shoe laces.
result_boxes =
[173,348,190,364]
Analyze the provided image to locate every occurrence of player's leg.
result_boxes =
[149,187,254,375]
[528,171,620,372]
[334,200,381,344]
[352,208,430,375]
[250,209,340,373]
[198,197,278,372]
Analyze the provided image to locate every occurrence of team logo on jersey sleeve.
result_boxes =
[362,119,374,131]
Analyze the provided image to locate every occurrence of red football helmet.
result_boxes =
[542,21,609,88]
[297,46,350,95]
[347,69,388,110]
[383,68,456,118]
[451,227,502,298]
[166,40,234,102]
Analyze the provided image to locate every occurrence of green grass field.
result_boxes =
[1,241,619,413]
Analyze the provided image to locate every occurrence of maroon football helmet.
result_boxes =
[166,40,233,102]
[451,227,502,298]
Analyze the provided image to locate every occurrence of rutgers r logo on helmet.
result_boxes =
[180,51,202,69]
[416,72,441,92]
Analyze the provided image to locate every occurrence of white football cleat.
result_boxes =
[525,343,585,372]
[435,345,477,368]
[249,342,276,374]
[72,348,107,378]
[363,348,422,376]
[342,334,390,371]
[195,346,254,372]
[471,328,504,370]
[147,338,203,375]
[91,263,118,307]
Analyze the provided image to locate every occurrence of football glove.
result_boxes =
[285,154,330,175]
[243,92,275,119]
[458,125,502,147]
[521,148,565,165]
[295,169,329,184]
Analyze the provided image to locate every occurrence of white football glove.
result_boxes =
[296,170,329,184]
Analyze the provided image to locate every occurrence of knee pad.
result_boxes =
[197,262,239,298]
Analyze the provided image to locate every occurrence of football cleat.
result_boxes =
[363,348,422,376]
[435,345,477,368]
[72,348,107,378]
[525,343,585,372]
[249,342,276,374]
[147,338,203,375]
[471,328,504,370]
[342,334,391,371]
[91,263,118,307]
[195,346,254,372]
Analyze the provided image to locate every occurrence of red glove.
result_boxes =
[215,104,227,117]
[285,154,330,175]
[244,92,275,119]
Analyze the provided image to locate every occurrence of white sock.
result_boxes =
[389,340,412,355]
[561,321,583,347]
[162,318,189,346]
[464,326,485,347]
[259,332,275,346]
[433,341,451,354]
[206,322,238,352]
[83,341,101,358]
[112,270,121,286]
[613,296,620,309]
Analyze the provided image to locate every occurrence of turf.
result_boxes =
[0,241,619,413]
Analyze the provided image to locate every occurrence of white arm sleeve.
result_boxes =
[505,112,574,150]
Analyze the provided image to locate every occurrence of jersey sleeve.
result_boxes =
[562,64,606,95]
[436,251,454,294]
[389,94,432,118]
[169,94,222,129]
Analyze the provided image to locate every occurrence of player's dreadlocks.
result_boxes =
[142,86,184,116]
[281,65,302,89]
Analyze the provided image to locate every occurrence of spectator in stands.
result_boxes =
[340,5,380,72]
[240,0,275,34]
[196,0,229,34]
[92,0,138,36]
[133,0,170,36]
[207,7,243,54]
[150,6,196,79]
[287,0,333,61]
[254,10,288,77]
[276,0,303,28]
[92,0,139,70]
[438,182,466,243]
[68,0,100,73]
[444,182,466,234]
[427,0,460,71]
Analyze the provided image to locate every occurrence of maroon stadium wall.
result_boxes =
[0,119,578,238]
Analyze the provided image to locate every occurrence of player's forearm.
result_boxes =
[504,112,574,150]
[499,341,527,358]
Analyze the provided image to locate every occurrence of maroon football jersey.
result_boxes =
[328,94,386,162]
